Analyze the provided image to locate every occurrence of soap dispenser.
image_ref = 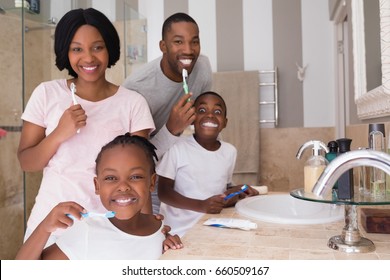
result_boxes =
[296,140,329,194]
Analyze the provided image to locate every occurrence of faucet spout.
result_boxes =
[312,150,390,197]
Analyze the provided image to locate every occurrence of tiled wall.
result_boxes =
[258,122,390,193]
[258,127,335,192]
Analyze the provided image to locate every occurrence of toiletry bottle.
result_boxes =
[387,132,390,196]
[296,140,329,194]
[369,123,386,199]
[336,138,354,200]
[325,141,338,197]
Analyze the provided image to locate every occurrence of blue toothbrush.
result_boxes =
[66,211,115,220]
[224,185,249,201]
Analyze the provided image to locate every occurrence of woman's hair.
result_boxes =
[162,12,198,39]
[54,8,120,78]
[95,133,158,174]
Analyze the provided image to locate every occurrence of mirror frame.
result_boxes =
[354,0,390,119]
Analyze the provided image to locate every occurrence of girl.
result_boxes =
[16,134,182,259]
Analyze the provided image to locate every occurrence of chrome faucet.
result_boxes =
[312,149,390,197]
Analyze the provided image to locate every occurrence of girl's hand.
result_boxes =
[163,233,183,253]
[40,201,86,233]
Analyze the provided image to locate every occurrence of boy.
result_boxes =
[157,92,259,237]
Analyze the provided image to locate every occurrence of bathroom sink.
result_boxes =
[235,194,344,225]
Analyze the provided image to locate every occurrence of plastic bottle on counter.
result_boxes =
[296,140,329,194]
[336,138,354,200]
[325,141,338,198]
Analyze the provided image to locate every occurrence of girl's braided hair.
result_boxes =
[95,133,158,174]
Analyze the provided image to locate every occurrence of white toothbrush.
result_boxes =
[66,211,116,220]
[70,82,80,133]
[182,69,190,101]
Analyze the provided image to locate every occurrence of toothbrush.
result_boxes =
[70,82,80,133]
[66,211,116,220]
[224,185,249,201]
[182,69,190,101]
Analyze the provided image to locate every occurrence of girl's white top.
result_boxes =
[56,217,165,260]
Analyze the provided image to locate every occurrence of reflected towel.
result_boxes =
[211,71,259,174]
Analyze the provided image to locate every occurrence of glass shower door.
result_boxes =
[0,0,147,259]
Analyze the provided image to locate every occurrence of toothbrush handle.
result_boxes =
[224,190,241,201]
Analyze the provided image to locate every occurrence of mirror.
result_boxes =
[354,0,390,119]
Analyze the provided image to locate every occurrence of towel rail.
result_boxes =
[259,67,278,127]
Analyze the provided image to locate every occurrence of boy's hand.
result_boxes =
[40,201,85,233]
[154,213,173,236]
[242,185,260,198]
[201,195,225,214]
[163,233,183,253]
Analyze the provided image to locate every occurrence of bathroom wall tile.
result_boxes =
[259,127,335,192]
[0,133,24,259]
[0,204,25,259]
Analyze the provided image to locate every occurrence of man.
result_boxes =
[123,12,213,213]
[123,12,212,158]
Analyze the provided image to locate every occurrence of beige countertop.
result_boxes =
[160,193,390,260]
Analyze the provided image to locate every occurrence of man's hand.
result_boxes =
[166,93,195,136]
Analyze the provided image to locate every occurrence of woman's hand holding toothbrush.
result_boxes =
[51,103,87,142]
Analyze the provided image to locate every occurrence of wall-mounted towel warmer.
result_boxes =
[259,67,278,127]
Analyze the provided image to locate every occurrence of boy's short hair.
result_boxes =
[162,12,198,39]
[54,8,120,78]
[194,91,228,117]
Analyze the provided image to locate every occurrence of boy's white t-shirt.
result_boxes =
[22,79,155,241]
[56,217,165,260]
[156,135,237,237]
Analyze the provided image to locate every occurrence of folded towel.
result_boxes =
[15,0,30,9]
[0,128,7,138]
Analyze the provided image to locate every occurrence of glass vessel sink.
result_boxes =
[291,188,390,253]
[235,193,344,225]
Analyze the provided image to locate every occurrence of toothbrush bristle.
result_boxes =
[182,69,188,78]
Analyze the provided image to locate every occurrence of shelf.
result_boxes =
[290,188,390,206]
[290,188,390,253]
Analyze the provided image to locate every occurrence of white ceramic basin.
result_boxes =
[235,194,344,225]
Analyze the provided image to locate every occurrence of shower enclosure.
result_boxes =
[0,0,147,259]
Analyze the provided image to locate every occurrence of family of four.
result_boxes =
[15,8,258,260]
